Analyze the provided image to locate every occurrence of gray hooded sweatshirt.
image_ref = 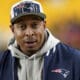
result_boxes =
[8,29,60,80]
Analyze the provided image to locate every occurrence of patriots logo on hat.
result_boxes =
[51,68,70,78]
[16,3,25,8]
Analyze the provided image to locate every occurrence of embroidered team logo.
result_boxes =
[51,68,70,78]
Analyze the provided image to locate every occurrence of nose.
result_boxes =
[25,27,34,36]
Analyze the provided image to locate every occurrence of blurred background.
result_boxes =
[0,0,80,50]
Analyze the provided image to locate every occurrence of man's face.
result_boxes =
[10,15,46,56]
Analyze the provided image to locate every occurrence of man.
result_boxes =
[0,0,80,80]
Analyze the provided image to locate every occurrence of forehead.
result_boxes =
[13,15,43,23]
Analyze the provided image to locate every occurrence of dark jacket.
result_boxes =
[0,43,80,80]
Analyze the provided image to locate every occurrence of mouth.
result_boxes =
[26,41,37,44]
[24,40,37,46]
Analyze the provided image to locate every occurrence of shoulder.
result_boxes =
[0,50,11,62]
[56,42,80,61]
[56,42,80,54]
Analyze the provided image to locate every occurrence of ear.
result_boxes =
[9,24,14,33]
[43,20,46,29]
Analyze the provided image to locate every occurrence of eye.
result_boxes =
[18,24,26,30]
[31,23,39,29]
